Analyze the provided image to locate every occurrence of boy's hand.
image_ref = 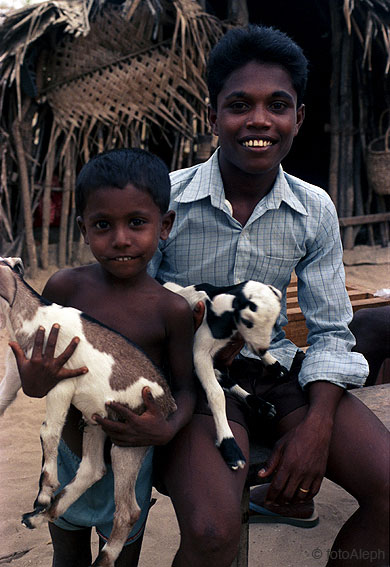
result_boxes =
[93,387,175,446]
[9,325,88,398]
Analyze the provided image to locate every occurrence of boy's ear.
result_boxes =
[160,210,175,241]
[208,105,218,136]
[294,104,305,137]
[76,216,89,245]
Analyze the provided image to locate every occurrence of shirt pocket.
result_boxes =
[254,254,301,290]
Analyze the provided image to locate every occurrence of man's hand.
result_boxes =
[93,387,175,447]
[9,324,88,398]
[258,413,332,505]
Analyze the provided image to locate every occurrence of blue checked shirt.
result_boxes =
[149,150,368,389]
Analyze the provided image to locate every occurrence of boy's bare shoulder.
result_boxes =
[156,283,193,319]
[42,264,100,304]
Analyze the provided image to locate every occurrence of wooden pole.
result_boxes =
[329,1,341,207]
[58,144,72,267]
[41,142,56,269]
[11,113,38,276]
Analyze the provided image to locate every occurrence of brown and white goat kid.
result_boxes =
[0,257,176,567]
[164,281,286,471]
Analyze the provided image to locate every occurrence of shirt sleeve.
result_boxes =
[295,198,369,390]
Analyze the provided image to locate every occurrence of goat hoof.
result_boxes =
[245,395,276,420]
[218,438,246,470]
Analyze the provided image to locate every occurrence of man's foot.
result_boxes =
[249,484,319,528]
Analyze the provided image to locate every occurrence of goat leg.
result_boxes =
[194,351,246,470]
[93,445,149,567]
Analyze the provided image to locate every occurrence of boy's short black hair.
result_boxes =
[76,148,171,216]
[207,25,308,109]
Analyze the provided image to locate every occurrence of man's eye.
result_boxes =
[95,220,109,229]
[271,101,287,111]
[230,101,248,111]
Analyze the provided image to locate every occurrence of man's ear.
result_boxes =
[76,216,89,245]
[208,105,218,136]
[294,104,305,137]
[160,210,175,241]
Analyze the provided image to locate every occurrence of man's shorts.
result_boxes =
[53,440,153,545]
[194,350,308,442]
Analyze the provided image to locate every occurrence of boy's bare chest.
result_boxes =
[65,288,166,365]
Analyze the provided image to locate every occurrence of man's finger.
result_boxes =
[31,327,45,359]
[193,301,205,331]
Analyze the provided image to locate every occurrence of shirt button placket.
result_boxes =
[234,229,251,284]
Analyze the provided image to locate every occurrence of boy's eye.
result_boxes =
[130,218,146,227]
[95,220,110,230]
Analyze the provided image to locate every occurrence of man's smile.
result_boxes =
[238,136,275,149]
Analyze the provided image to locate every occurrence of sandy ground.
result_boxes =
[0,245,389,567]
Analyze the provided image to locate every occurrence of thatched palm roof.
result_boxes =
[0,0,225,274]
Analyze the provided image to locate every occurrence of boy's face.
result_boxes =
[77,184,174,280]
[209,61,305,182]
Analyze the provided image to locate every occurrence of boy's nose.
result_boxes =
[246,106,272,128]
[112,227,131,247]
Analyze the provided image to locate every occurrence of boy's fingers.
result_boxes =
[60,366,89,379]
[8,341,27,365]
[31,327,46,358]
[55,337,81,366]
[44,324,60,357]
[142,386,157,410]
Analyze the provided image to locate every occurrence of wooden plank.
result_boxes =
[284,284,389,348]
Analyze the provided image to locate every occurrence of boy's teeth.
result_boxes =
[243,139,272,147]
[115,256,133,261]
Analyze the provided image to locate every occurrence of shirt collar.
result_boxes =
[174,149,308,216]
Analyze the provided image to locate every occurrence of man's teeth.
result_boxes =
[242,139,272,147]
[115,256,133,261]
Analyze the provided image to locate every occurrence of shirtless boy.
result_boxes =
[11,148,195,566]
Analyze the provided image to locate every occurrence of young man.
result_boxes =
[10,148,196,566]
[139,25,387,567]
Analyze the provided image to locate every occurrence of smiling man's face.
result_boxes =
[209,61,305,185]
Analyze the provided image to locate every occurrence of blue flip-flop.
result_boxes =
[249,501,319,528]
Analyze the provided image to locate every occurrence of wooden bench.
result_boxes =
[284,280,389,348]
[230,283,389,567]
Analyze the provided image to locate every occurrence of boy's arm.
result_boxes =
[94,296,196,446]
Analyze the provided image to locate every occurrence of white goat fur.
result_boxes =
[164,281,284,470]
[0,258,176,567]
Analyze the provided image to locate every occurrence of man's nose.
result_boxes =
[246,106,271,128]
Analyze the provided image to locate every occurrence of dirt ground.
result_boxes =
[0,245,389,567]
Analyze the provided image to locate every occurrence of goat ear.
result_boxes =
[11,258,24,276]
[0,257,24,276]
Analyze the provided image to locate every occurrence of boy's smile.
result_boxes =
[209,61,305,194]
[78,184,173,281]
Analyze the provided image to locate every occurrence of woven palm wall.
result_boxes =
[0,0,225,274]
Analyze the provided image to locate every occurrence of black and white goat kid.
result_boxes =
[0,258,176,567]
[164,281,287,471]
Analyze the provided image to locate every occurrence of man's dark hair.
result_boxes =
[207,25,309,109]
[76,148,171,216]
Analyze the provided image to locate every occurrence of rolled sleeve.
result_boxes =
[295,199,369,389]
